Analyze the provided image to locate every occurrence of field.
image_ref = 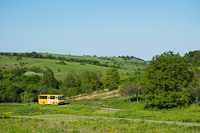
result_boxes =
[1,53,200,132]
[41,53,148,70]
[1,97,200,132]
[0,54,146,80]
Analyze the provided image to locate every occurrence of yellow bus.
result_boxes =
[38,95,65,105]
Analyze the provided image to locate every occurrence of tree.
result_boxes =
[60,71,82,95]
[40,68,59,89]
[24,75,41,85]
[119,72,143,103]
[32,84,48,96]
[60,71,80,99]
[185,50,200,67]
[56,60,67,65]
[80,71,101,96]
[103,68,120,90]
[59,87,77,100]
[119,83,134,102]
[143,51,195,108]
[20,91,35,103]
[188,77,200,106]
[0,84,6,102]
[130,72,143,103]
[2,84,23,102]
[61,71,77,88]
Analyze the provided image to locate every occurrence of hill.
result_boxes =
[0,52,149,80]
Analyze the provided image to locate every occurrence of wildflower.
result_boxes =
[4,112,12,115]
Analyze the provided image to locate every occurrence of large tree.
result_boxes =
[119,83,135,102]
[80,71,101,96]
[40,68,59,89]
[61,71,77,89]
[144,51,195,108]
[103,68,120,90]
[60,71,81,98]
[188,77,200,106]
[119,71,143,103]
[2,84,23,102]
[184,50,200,67]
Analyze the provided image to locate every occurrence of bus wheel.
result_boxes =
[43,102,45,105]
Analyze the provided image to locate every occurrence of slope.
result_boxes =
[0,54,140,80]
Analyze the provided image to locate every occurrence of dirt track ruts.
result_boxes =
[74,90,119,100]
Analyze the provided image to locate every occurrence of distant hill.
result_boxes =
[0,52,149,80]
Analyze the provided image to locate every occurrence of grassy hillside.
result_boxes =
[41,53,149,71]
[0,54,146,80]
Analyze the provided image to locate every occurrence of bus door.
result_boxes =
[55,97,58,105]
[47,97,50,104]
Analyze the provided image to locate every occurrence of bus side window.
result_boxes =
[39,96,47,99]
[50,96,55,99]
[58,96,64,100]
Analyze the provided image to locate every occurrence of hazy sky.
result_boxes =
[0,0,200,60]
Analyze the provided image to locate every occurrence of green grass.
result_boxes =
[2,116,200,132]
[1,98,200,132]
[46,53,149,71]
[0,55,134,80]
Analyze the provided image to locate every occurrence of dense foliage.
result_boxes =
[119,71,143,103]
[185,50,200,67]
[103,68,120,90]
[143,51,195,108]
[0,67,119,102]
[118,55,145,61]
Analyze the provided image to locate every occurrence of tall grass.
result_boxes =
[1,98,200,132]
[1,99,200,123]
[1,116,200,132]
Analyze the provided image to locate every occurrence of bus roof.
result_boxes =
[38,94,64,96]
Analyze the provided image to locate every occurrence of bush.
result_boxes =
[56,60,67,65]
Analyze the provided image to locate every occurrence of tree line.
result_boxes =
[118,55,144,61]
[99,55,144,61]
[119,51,200,108]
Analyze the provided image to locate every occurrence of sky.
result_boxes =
[0,0,200,61]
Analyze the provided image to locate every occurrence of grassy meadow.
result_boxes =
[0,55,137,80]
[0,55,147,80]
[41,53,148,70]
[1,97,200,132]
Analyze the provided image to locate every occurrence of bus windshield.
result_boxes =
[58,96,65,100]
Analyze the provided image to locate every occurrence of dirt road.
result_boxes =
[74,89,119,100]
